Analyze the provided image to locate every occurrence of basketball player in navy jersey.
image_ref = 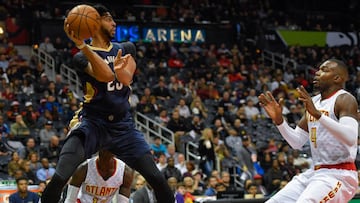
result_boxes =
[41,4,175,203]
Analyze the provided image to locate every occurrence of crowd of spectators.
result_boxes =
[0,0,360,202]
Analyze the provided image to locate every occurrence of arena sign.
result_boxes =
[143,28,205,43]
[277,30,358,47]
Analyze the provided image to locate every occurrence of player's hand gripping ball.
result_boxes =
[66,4,101,40]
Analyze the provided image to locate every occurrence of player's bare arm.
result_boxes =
[335,93,358,120]
[63,19,115,82]
[64,163,88,203]
[114,50,136,86]
[118,165,134,201]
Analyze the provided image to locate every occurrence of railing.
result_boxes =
[262,49,297,70]
[262,49,317,79]
[31,48,56,81]
[134,112,174,145]
[59,63,83,98]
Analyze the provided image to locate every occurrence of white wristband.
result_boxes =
[76,43,86,49]
[64,185,80,203]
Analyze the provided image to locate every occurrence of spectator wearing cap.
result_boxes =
[6,100,21,122]
[34,72,49,94]
[37,98,47,116]
[10,115,30,145]
[39,120,56,147]
[21,101,39,129]
[234,135,256,179]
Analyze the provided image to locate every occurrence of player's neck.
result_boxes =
[91,36,111,49]
[321,87,341,100]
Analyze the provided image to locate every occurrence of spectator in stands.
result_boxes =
[264,159,284,194]
[183,176,202,196]
[6,100,21,122]
[221,171,237,192]
[44,95,63,121]
[175,182,186,203]
[225,128,242,156]
[167,110,189,153]
[0,114,10,137]
[213,134,232,171]
[44,81,57,98]
[8,151,23,177]
[151,137,167,158]
[39,120,56,147]
[244,98,260,120]
[190,96,208,119]
[204,176,218,196]
[218,91,234,112]
[175,98,191,119]
[175,153,187,175]
[235,135,256,179]
[187,115,204,142]
[39,37,56,54]
[244,182,264,199]
[167,176,178,194]
[198,128,216,178]
[212,106,232,128]
[131,181,157,203]
[10,114,30,145]
[28,152,42,175]
[42,135,61,167]
[20,160,38,185]
[156,153,167,171]
[21,101,39,129]
[34,73,49,94]
[165,144,179,164]
[153,78,172,102]
[36,157,55,182]
[154,109,170,126]
[161,157,182,182]
[9,177,39,203]
[21,79,34,96]
[17,137,40,160]
[183,161,196,178]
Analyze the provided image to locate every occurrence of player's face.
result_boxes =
[313,60,338,92]
[100,12,116,39]
[17,180,28,193]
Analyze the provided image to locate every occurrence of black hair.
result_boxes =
[92,4,110,17]
[16,176,28,184]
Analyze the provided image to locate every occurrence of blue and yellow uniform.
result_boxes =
[69,42,150,167]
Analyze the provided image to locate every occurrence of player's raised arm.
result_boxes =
[259,91,309,149]
[64,19,115,83]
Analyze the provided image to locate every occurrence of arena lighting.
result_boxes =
[0,21,4,36]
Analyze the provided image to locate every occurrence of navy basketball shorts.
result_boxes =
[69,116,151,168]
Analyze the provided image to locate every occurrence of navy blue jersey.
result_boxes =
[72,42,132,119]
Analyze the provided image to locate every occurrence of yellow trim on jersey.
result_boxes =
[84,82,96,103]
[69,106,82,129]
[88,43,113,52]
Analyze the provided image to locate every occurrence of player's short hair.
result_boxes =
[93,4,110,17]
[16,176,28,184]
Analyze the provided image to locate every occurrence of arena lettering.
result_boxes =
[319,181,342,203]
[308,110,329,122]
[85,184,117,196]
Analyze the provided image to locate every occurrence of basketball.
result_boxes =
[66,4,101,40]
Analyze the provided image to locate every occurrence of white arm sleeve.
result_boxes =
[277,120,309,149]
[64,185,80,203]
[118,194,129,203]
[318,116,358,146]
